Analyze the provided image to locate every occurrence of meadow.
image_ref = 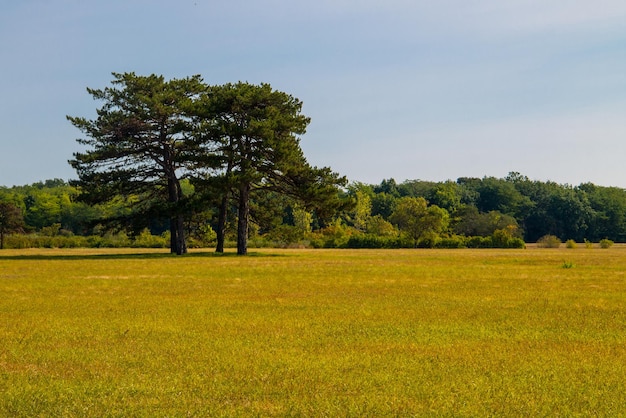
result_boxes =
[1,247,626,416]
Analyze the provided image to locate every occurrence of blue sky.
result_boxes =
[1,0,625,187]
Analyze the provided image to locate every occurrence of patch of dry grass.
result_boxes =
[1,247,626,416]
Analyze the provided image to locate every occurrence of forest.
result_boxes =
[1,173,625,250]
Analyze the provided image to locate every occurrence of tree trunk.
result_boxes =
[170,219,177,254]
[237,184,250,255]
[169,216,187,255]
[167,175,187,255]
[175,214,186,255]
[216,195,228,253]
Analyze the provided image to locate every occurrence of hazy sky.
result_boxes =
[1,0,625,187]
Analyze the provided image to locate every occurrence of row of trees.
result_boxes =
[3,172,626,250]
[344,173,626,245]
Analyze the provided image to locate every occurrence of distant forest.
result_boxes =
[1,172,625,250]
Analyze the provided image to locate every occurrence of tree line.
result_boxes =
[3,172,626,250]
[2,73,626,251]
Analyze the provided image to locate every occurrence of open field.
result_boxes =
[1,247,626,416]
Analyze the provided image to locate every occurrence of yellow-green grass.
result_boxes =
[1,247,626,416]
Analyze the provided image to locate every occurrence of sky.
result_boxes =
[1,0,625,188]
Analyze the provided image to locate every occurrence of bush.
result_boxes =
[466,236,493,248]
[491,229,525,249]
[600,239,614,249]
[417,232,440,248]
[565,239,577,249]
[435,236,467,249]
[4,234,32,249]
[584,239,593,249]
[101,232,131,248]
[309,221,355,248]
[537,235,561,248]
[505,237,526,249]
[132,228,168,248]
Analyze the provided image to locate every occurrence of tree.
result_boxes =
[347,183,373,232]
[68,72,207,254]
[579,183,626,242]
[201,82,313,255]
[371,192,397,220]
[520,181,592,242]
[473,176,530,217]
[0,202,24,249]
[389,197,449,247]
[452,207,519,237]
[428,181,462,212]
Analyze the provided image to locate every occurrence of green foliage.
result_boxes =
[600,239,614,249]
[349,187,372,231]
[466,235,493,248]
[389,197,449,247]
[492,228,526,249]
[434,235,468,248]
[452,207,519,237]
[462,176,531,217]
[566,239,577,249]
[264,225,306,247]
[132,228,168,248]
[0,201,24,249]
[584,239,594,249]
[365,215,398,237]
[346,234,399,249]
[579,183,626,242]
[309,219,354,248]
[428,181,463,212]
[370,192,396,219]
[537,235,562,248]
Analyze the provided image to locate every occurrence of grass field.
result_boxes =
[1,247,626,416]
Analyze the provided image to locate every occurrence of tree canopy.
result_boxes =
[0,201,24,249]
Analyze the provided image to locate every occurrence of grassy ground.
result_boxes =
[1,247,626,416]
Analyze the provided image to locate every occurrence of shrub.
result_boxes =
[347,234,389,249]
[435,235,467,249]
[491,229,525,249]
[584,239,593,249]
[4,234,32,249]
[311,221,355,248]
[417,232,440,248]
[466,236,493,248]
[132,228,168,248]
[101,232,131,248]
[565,239,577,249]
[599,239,614,249]
[506,237,526,249]
[537,235,561,248]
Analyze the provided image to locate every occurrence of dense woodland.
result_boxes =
[1,173,625,250]
[1,73,625,252]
